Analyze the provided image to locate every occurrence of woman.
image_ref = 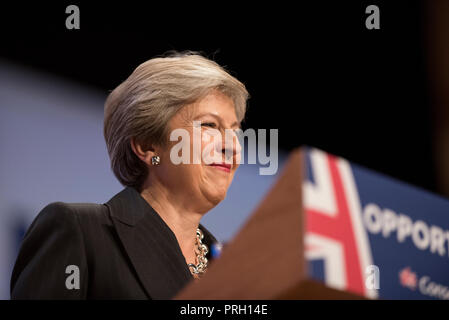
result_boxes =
[10,52,249,299]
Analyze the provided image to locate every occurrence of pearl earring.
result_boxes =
[151,155,160,166]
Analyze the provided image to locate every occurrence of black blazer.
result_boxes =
[10,187,218,299]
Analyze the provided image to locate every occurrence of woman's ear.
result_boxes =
[130,137,156,166]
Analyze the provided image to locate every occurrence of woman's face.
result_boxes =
[153,90,241,212]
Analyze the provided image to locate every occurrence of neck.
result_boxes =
[139,178,204,265]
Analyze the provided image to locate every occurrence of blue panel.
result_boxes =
[308,259,325,282]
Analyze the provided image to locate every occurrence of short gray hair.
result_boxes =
[103,51,249,189]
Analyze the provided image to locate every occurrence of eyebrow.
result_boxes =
[194,112,241,128]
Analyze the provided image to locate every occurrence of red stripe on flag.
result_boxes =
[306,155,365,295]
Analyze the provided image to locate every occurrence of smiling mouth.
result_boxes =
[208,163,232,173]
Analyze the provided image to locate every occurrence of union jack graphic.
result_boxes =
[303,149,378,299]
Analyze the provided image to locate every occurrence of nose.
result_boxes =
[220,130,241,163]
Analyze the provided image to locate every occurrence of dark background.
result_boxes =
[0,1,440,194]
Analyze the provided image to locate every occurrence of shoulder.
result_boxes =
[39,201,108,220]
[11,202,98,299]
[26,201,110,237]
[40,201,107,216]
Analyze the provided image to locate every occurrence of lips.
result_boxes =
[209,162,232,173]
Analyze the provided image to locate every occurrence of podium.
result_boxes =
[176,148,365,299]
[177,147,449,300]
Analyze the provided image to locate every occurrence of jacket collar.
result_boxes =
[104,186,217,299]
[106,187,145,226]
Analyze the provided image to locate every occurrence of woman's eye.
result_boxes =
[201,122,217,128]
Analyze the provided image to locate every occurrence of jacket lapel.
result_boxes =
[104,187,193,299]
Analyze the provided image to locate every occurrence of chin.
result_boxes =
[206,190,227,206]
